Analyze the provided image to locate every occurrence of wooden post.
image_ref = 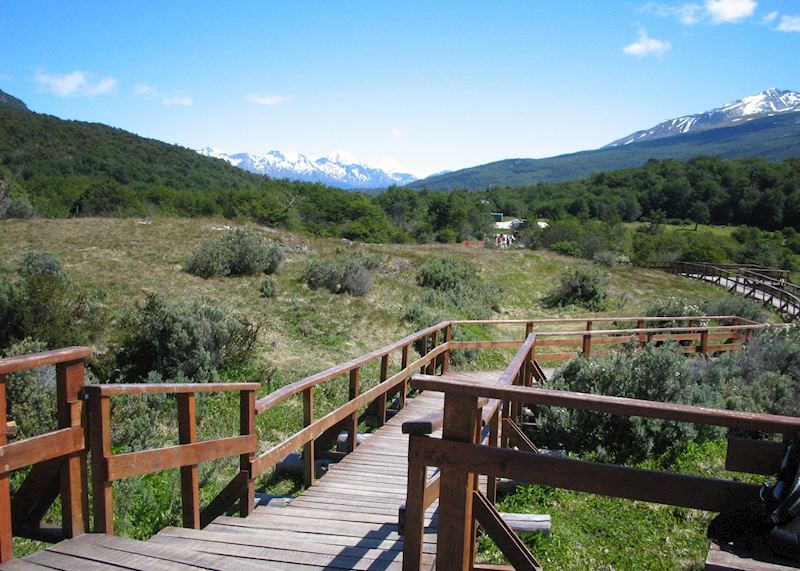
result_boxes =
[400,346,409,407]
[436,392,480,570]
[419,334,428,375]
[426,330,439,375]
[500,400,511,448]
[377,355,389,426]
[637,319,647,348]
[0,374,12,563]
[583,320,593,357]
[486,408,500,504]
[303,387,315,487]
[348,368,361,452]
[240,389,256,517]
[56,360,88,537]
[177,393,200,529]
[525,321,534,339]
[402,436,428,571]
[701,329,709,358]
[89,395,113,534]
[442,325,453,375]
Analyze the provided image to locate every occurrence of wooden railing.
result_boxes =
[650,261,800,320]
[449,315,764,362]
[0,347,92,563]
[405,371,800,570]
[83,382,259,534]
[0,314,770,563]
[251,321,453,487]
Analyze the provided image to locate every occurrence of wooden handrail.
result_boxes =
[0,347,92,562]
[83,382,259,396]
[0,347,92,376]
[411,374,800,433]
[86,383,258,535]
[254,321,451,414]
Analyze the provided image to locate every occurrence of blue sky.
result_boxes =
[1,0,799,177]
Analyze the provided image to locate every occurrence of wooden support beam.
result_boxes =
[402,437,428,571]
[89,395,113,534]
[442,326,452,375]
[56,359,88,538]
[177,393,200,529]
[348,368,361,453]
[303,387,315,487]
[435,392,480,570]
[472,490,541,571]
[0,374,12,563]
[426,331,438,375]
[400,345,409,406]
[583,320,593,357]
[239,389,255,518]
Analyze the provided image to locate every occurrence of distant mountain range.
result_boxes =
[409,89,800,191]
[197,147,417,190]
[605,88,800,147]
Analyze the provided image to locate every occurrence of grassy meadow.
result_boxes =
[0,217,780,568]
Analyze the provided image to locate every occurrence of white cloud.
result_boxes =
[134,83,159,97]
[246,93,289,106]
[390,127,406,139]
[162,95,193,106]
[762,10,778,23]
[705,0,757,24]
[776,14,800,32]
[623,29,672,58]
[640,3,702,25]
[34,69,117,97]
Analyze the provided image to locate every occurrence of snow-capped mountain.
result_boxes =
[197,148,417,189]
[605,88,800,147]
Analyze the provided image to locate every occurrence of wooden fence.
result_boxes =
[0,315,769,562]
[650,261,800,320]
[402,323,797,570]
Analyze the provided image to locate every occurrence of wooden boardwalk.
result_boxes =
[2,372,505,571]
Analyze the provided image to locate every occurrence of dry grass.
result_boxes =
[0,217,740,380]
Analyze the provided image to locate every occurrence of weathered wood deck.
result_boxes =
[1,372,506,570]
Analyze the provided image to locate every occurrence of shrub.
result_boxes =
[415,257,499,318]
[703,295,768,323]
[0,251,107,349]
[417,257,480,291]
[3,339,57,438]
[185,228,283,278]
[115,293,259,381]
[543,267,609,311]
[260,276,277,298]
[301,253,373,297]
[537,328,800,465]
[551,240,582,258]
[536,345,725,464]
[592,250,619,267]
[5,197,35,219]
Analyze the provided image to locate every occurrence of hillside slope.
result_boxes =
[409,110,800,191]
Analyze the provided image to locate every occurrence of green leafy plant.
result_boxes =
[185,228,283,278]
[543,267,609,311]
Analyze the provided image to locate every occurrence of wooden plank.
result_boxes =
[83,382,260,397]
[0,347,92,376]
[78,534,272,571]
[706,541,800,571]
[25,549,123,570]
[410,435,760,513]
[47,536,206,570]
[0,427,83,474]
[106,434,257,481]
[0,559,53,570]
[411,375,800,434]
[150,534,403,570]
[155,527,422,568]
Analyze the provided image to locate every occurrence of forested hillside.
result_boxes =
[0,100,397,241]
[409,111,800,190]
